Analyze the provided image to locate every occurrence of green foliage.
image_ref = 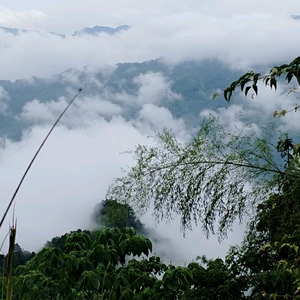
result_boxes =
[14,228,154,299]
[219,56,300,299]
[106,115,297,238]
[92,200,145,234]
[185,256,247,299]
[223,56,300,102]
[10,227,248,299]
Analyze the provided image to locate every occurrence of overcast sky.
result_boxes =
[0,1,300,80]
[0,0,299,263]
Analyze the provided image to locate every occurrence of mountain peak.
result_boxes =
[72,25,130,36]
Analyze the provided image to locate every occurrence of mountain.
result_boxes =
[0,59,243,141]
[0,25,65,38]
[292,15,300,20]
[0,26,28,35]
[0,25,130,38]
[72,25,130,36]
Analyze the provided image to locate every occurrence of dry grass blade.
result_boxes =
[6,226,16,300]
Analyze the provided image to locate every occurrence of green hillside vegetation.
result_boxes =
[0,207,246,299]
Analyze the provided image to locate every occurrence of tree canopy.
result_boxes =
[5,228,245,300]
[91,200,145,234]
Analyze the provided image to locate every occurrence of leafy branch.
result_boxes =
[212,56,300,103]
[106,116,296,239]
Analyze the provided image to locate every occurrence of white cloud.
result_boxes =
[18,98,67,123]
[200,104,262,134]
[134,103,189,142]
[0,0,299,262]
[0,115,243,263]
[0,6,48,29]
[0,117,151,252]
[142,211,245,264]
[0,1,300,80]
[18,95,123,127]
[134,72,181,104]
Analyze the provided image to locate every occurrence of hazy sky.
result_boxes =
[0,0,299,263]
[0,1,300,80]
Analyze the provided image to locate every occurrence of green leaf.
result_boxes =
[278,110,286,117]
[71,256,79,270]
[122,274,129,286]
[270,77,277,90]
[245,86,251,96]
[271,67,277,75]
[120,240,127,252]
[224,88,229,102]
[252,84,258,95]
[91,277,100,290]
[265,77,270,86]
[25,279,34,290]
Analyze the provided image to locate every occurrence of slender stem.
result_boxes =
[149,160,295,176]
[0,89,82,229]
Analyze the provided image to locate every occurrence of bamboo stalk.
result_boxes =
[0,88,82,230]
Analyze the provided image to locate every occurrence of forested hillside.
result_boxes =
[0,59,243,140]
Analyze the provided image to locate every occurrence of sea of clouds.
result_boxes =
[0,0,299,264]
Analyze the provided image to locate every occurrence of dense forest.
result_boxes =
[1,56,300,299]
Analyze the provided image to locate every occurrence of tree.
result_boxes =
[210,56,300,299]
[12,227,248,299]
[91,200,145,234]
[14,228,155,299]
[106,115,300,239]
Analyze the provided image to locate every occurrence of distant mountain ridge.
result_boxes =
[0,26,28,35]
[0,24,130,38]
[0,59,243,141]
[72,25,130,36]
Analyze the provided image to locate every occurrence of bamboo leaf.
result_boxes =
[253,84,258,95]
[245,86,251,96]
[278,110,286,117]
